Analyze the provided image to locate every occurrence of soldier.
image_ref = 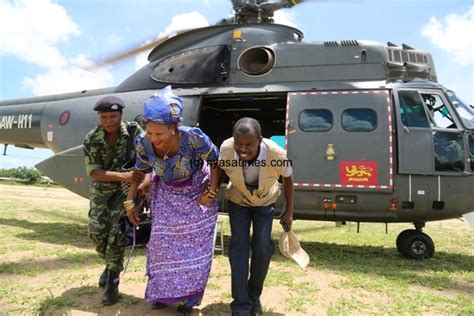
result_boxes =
[83,96,143,305]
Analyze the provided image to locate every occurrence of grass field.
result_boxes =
[0,184,473,315]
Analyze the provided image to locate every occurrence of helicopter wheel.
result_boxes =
[396,229,417,255]
[400,231,435,259]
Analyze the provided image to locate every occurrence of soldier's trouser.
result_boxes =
[88,188,125,272]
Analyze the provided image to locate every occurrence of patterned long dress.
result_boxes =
[134,126,219,305]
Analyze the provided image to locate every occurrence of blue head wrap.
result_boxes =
[143,85,183,124]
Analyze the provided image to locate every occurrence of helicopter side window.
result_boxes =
[342,108,377,132]
[447,90,474,129]
[299,109,333,132]
[398,91,430,128]
[433,131,465,172]
[421,93,457,129]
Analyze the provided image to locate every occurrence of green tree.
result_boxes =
[0,167,42,182]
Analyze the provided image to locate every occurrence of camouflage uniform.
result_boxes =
[83,121,142,272]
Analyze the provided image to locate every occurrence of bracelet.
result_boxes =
[123,202,135,209]
[206,193,217,199]
[123,199,136,213]
[206,188,218,199]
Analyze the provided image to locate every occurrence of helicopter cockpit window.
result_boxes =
[342,108,377,132]
[421,93,457,129]
[469,134,474,171]
[398,90,430,128]
[447,90,474,129]
[299,109,333,132]
[433,131,465,172]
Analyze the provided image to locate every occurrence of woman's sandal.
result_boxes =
[151,302,167,310]
[177,304,193,316]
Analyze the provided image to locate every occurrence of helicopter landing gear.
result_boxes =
[396,224,435,259]
[396,229,416,253]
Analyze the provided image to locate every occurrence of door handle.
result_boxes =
[287,120,296,134]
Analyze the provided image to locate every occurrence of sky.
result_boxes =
[0,0,473,169]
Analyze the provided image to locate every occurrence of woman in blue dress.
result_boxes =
[125,86,220,315]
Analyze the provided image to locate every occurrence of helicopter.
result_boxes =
[0,0,473,260]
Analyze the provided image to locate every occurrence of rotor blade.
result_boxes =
[85,37,168,70]
[86,29,192,70]
[286,0,305,7]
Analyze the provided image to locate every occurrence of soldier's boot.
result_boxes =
[98,267,108,288]
[102,270,120,306]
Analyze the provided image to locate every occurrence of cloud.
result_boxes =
[23,54,114,96]
[135,11,209,70]
[274,11,297,28]
[422,6,474,66]
[0,1,114,96]
[106,33,122,46]
[0,0,80,69]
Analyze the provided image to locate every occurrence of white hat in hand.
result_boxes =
[278,231,310,268]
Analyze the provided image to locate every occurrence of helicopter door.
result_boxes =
[395,89,465,174]
[394,90,434,174]
[286,89,393,191]
[181,96,202,127]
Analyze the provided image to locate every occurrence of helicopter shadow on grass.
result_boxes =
[0,218,91,249]
[216,232,473,279]
[271,240,474,294]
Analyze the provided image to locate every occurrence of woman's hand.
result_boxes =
[122,170,144,183]
[197,186,218,205]
[197,193,213,205]
[124,199,140,226]
[127,208,140,226]
[131,170,145,183]
[137,181,150,200]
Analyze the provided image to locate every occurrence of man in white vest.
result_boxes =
[218,117,294,316]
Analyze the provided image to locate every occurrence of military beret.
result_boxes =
[93,96,125,112]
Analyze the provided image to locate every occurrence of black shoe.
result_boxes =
[98,267,108,288]
[250,299,263,315]
[102,270,120,306]
[177,304,193,316]
[151,302,167,310]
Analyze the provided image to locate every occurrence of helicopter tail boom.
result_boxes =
[0,103,46,148]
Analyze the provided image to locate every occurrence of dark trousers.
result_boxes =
[228,201,275,313]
